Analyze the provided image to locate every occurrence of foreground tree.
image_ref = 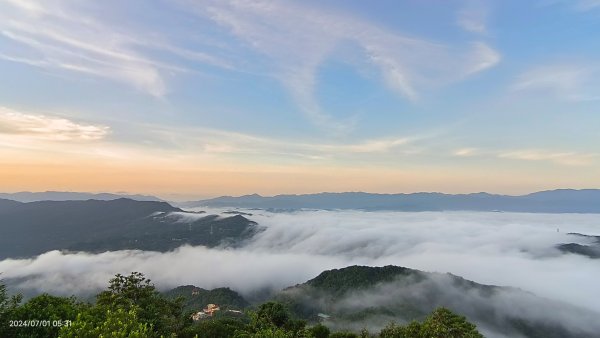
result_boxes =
[95,272,185,336]
[0,281,22,337]
[59,308,152,338]
[420,307,482,338]
[235,326,296,338]
[247,301,309,337]
[253,302,291,329]
[307,323,330,338]
[1,275,485,338]
[329,332,359,338]
[379,307,483,338]
[46,272,186,338]
[180,317,247,338]
[2,293,81,338]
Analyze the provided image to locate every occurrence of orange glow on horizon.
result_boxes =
[1,158,596,200]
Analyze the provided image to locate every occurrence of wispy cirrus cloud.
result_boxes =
[1,0,501,129]
[0,0,166,97]
[0,104,420,165]
[457,0,489,34]
[183,0,501,131]
[147,124,416,160]
[0,106,108,141]
[0,0,231,97]
[0,107,206,168]
[499,149,598,166]
[453,148,480,157]
[512,63,600,102]
[452,145,598,166]
[465,42,501,75]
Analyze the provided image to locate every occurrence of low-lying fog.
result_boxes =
[1,210,599,315]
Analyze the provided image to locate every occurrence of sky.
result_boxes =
[0,0,599,199]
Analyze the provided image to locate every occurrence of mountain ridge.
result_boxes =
[0,191,164,202]
[161,265,600,338]
[273,265,600,338]
[181,189,600,213]
[0,198,258,259]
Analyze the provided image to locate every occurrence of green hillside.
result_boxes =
[163,285,249,312]
[3,266,599,337]
[304,265,424,294]
[0,199,259,258]
[274,265,599,338]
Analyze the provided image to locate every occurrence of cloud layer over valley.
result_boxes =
[1,210,599,319]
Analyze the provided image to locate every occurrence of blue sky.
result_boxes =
[0,0,599,199]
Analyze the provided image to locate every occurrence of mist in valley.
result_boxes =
[1,209,599,336]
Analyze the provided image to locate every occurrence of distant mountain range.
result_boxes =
[167,265,600,338]
[1,191,598,261]
[182,189,600,213]
[0,198,258,259]
[4,189,600,213]
[0,191,163,202]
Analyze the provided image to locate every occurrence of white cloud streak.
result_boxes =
[466,42,501,75]
[499,149,598,166]
[513,64,600,102]
[0,1,165,97]
[452,146,598,166]
[457,0,488,34]
[453,147,479,157]
[0,106,109,141]
[0,0,232,97]
[0,0,501,126]
[147,124,416,160]
[0,105,420,166]
[183,0,501,130]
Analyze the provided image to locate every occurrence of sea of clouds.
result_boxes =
[1,209,599,318]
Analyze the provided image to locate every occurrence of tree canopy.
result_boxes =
[379,307,484,338]
[0,274,484,338]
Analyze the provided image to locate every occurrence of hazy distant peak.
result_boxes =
[183,189,600,213]
[0,191,164,203]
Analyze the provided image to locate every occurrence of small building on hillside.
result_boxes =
[203,303,220,316]
[190,303,222,321]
